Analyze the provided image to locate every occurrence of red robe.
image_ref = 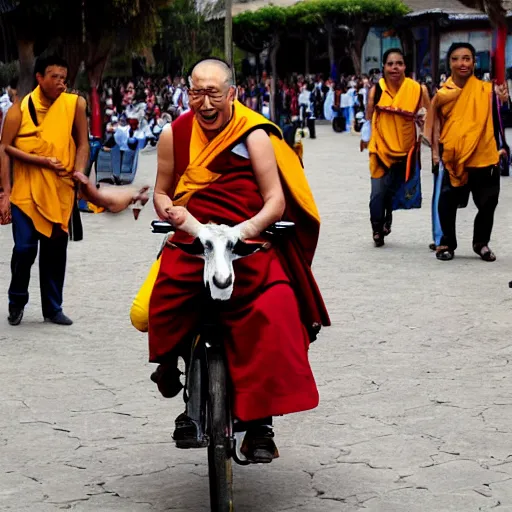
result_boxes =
[148,111,328,421]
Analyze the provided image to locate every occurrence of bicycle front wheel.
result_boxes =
[207,349,234,512]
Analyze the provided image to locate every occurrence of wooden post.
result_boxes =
[305,39,310,75]
[16,38,35,98]
[429,18,440,84]
[270,36,280,122]
[224,0,233,68]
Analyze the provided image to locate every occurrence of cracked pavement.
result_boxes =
[1,125,512,511]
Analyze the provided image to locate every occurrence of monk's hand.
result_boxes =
[166,206,204,237]
[495,83,509,103]
[132,186,150,207]
[0,191,11,225]
[237,219,260,241]
[154,192,174,221]
[415,107,427,129]
[166,206,188,228]
[45,157,66,173]
[131,186,150,220]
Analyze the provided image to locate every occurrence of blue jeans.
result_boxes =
[8,204,68,317]
[369,164,405,234]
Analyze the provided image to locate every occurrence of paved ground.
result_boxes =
[1,125,512,512]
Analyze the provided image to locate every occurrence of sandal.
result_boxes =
[473,244,496,262]
[383,224,392,237]
[436,246,454,261]
[373,232,385,247]
[429,243,437,252]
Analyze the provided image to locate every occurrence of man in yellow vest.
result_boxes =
[0,56,147,326]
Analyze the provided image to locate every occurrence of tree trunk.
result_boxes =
[16,38,35,98]
[326,21,335,77]
[269,35,280,123]
[86,39,112,88]
[349,23,369,77]
[224,0,233,67]
[429,19,440,84]
[61,37,84,87]
[305,38,310,75]
[255,51,260,82]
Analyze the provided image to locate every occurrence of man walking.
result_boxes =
[0,56,90,326]
[365,48,429,246]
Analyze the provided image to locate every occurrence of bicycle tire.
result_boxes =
[207,349,234,512]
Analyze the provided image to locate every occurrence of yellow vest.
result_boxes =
[10,86,78,237]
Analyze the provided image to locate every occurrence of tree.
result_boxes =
[1,0,171,96]
[233,5,288,121]
[289,0,409,76]
[156,0,224,76]
[458,0,507,82]
[458,0,506,25]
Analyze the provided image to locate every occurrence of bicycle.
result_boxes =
[151,219,295,512]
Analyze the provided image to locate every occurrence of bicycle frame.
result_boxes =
[181,317,233,453]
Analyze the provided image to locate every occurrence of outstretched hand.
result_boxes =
[72,171,89,185]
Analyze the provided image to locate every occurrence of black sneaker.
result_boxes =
[44,311,73,326]
[8,305,24,326]
[241,426,280,464]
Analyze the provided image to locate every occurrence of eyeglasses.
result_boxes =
[189,88,227,105]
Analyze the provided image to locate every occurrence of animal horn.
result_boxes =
[177,210,204,237]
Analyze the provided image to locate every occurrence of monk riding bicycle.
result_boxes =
[129,57,329,503]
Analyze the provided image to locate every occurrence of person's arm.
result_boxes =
[73,171,149,213]
[420,84,431,111]
[424,95,441,166]
[238,129,286,239]
[5,145,66,172]
[0,103,22,195]
[72,96,90,174]
[153,124,175,221]
[415,84,431,129]
[365,86,376,121]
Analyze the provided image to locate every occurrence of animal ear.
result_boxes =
[171,239,204,256]
[232,240,263,258]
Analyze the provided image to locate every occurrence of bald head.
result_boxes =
[190,59,234,89]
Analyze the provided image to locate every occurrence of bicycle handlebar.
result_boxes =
[151,220,295,236]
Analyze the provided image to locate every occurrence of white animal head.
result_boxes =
[173,219,262,301]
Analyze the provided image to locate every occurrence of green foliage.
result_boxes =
[233,0,409,51]
[0,61,19,88]
[4,0,171,52]
[233,5,289,52]
[290,0,409,21]
[156,0,224,74]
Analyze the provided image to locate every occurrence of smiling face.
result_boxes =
[383,52,406,84]
[189,63,235,134]
[449,47,475,81]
